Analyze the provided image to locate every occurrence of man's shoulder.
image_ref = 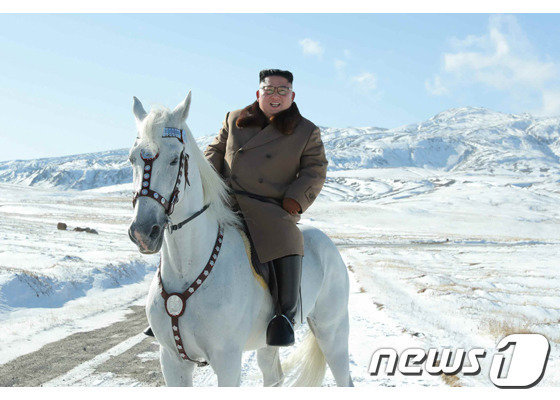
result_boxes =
[298,115,320,135]
[228,108,245,118]
[223,104,255,127]
[224,108,244,123]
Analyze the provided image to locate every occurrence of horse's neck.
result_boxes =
[159,207,219,294]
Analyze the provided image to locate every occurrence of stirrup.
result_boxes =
[266,314,295,346]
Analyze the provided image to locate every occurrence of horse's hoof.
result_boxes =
[266,315,295,346]
[143,326,155,337]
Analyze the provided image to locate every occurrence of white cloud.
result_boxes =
[352,72,377,90]
[427,14,560,114]
[299,41,378,95]
[425,75,449,96]
[442,18,556,90]
[541,90,560,116]
[334,59,347,70]
[299,38,324,57]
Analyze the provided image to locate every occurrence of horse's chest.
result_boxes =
[147,289,211,360]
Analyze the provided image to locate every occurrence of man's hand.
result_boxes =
[282,197,301,215]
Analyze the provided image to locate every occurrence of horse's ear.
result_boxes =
[133,96,147,122]
[173,91,192,121]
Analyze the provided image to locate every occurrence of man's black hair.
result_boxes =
[259,69,293,84]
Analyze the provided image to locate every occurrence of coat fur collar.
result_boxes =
[236,101,302,135]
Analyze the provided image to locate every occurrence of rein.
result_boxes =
[169,204,210,232]
[232,189,282,206]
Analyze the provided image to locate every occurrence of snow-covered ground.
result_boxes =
[310,169,560,386]
[1,165,558,386]
[0,182,158,365]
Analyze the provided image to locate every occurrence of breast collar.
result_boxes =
[158,225,224,366]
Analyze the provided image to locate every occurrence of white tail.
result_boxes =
[282,330,327,387]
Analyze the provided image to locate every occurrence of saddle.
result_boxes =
[237,221,280,313]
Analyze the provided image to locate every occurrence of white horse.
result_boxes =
[128,92,353,387]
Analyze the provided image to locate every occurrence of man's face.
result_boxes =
[256,75,295,118]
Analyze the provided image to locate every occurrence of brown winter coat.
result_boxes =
[204,101,328,263]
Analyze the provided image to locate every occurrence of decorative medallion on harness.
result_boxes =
[158,226,224,366]
[165,294,185,317]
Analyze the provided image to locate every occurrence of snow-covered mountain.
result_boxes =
[1,107,559,190]
[321,107,560,174]
[0,149,132,190]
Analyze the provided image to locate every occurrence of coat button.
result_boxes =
[238,148,244,154]
[258,178,263,183]
[265,153,272,158]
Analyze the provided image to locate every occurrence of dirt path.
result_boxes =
[0,306,164,387]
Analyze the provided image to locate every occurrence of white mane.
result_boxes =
[139,107,242,229]
[182,124,242,229]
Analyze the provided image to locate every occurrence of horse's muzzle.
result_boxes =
[128,221,165,254]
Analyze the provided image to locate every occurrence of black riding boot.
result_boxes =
[266,254,302,347]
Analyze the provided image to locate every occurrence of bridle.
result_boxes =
[132,127,209,232]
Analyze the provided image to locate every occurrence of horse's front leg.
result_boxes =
[208,347,243,387]
[160,346,195,386]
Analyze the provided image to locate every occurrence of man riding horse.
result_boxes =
[145,69,328,347]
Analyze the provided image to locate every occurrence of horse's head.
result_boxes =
[128,92,201,254]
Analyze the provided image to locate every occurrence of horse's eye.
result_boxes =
[170,157,179,166]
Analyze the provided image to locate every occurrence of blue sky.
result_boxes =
[1,13,560,161]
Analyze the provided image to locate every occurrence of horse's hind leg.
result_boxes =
[308,311,354,387]
[257,346,284,386]
[160,346,195,386]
